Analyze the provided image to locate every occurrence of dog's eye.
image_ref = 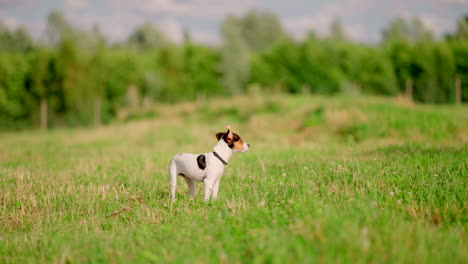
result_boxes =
[233,135,240,141]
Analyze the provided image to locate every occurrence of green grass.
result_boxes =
[0,94,467,263]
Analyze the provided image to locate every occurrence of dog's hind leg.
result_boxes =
[168,159,177,201]
[183,176,196,198]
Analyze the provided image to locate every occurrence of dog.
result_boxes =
[168,125,249,201]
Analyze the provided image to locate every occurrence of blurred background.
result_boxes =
[0,0,467,130]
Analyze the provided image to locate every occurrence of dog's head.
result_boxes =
[216,125,250,152]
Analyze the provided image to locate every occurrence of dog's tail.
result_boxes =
[168,157,177,201]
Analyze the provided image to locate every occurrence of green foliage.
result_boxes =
[219,10,288,94]
[153,44,223,101]
[251,38,345,94]
[451,41,468,101]
[455,16,468,40]
[0,53,31,128]
[385,40,413,92]
[239,10,288,53]
[340,103,459,141]
[0,11,467,129]
[0,24,34,52]
[382,17,433,43]
[330,42,398,95]
[219,16,251,94]
[302,106,325,128]
[127,23,170,51]
[328,19,348,41]
[386,41,459,103]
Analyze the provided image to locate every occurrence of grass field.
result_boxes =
[1,94,467,263]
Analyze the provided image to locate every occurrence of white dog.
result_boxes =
[168,125,249,201]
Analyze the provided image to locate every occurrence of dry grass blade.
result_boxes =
[108,207,132,217]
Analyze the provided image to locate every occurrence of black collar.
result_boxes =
[213,151,228,166]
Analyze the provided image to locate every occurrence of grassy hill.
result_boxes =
[1,94,467,263]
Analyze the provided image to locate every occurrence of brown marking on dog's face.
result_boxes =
[215,129,249,152]
[231,133,247,151]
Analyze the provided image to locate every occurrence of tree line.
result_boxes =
[0,11,467,129]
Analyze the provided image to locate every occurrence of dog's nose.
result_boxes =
[247,143,250,147]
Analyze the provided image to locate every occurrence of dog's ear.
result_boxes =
[216,125,234,141]
[225,128,233,141]
[216,132,225,141]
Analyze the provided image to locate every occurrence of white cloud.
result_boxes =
[65,10,141,41]
[284,0,375,40]
[284,16,318,39]
[2,0,465,44]
[0,0,38,8]
[26,19,45,40]
[446,0,468,3]
[420,15,456,37]
[97,0,260,42]
[191,30,219,44]
[285,17,376,42]
[344,23,368,42]
[314,0,374,18]
[1,16,20,29]
[160,17,183,43]
[64,11,204,44]
[282,0,462,42]
[106,0,260,19]
[383,4,458,38]
[65,0,87,9]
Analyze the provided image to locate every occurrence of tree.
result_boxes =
[382,17,410,43]
[451,41,468,102]
[25,48,54,129]
[127,23,170,51]
[240,10,287,52]
[0,52,31,129]
[410,18,433,42]
[219,11,287,93]
[455,16,468,40]
[382,17,432,43]
[431,43,455,103]
[331,42,397,95]
[219,16,250,94]
[386,40,414,93]
[44,11,105,54]
[79,25,107,53]
[328,18,347,41]
[13,27,34,52]
[251,38,345,94]
[0,23,34,52]
[44,10,74,46]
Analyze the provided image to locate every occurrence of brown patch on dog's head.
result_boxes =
[216,132,225,141]
[215,126,249,152]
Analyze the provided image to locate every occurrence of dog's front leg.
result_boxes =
[211,177,221,200]
[203,177,215,202]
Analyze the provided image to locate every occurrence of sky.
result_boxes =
[1,0,467,44]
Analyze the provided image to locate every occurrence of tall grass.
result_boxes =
[0,94,467,263]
